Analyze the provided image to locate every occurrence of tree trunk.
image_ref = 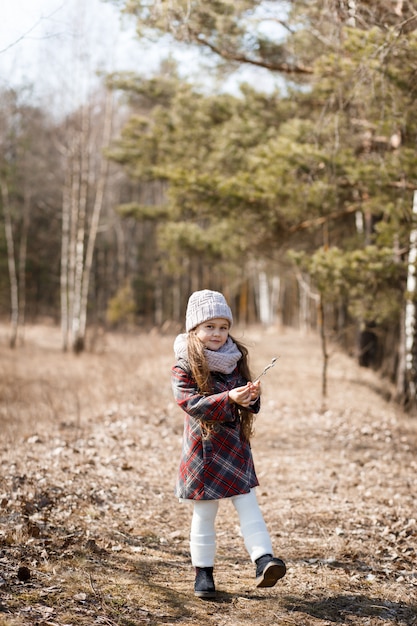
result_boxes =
[78,89,114,348]
[67,131,81,349]
[258,271,270,325]
[403,190,417,408]
[396,306,406,401]
[18,188,30,333]
[72,104,90,353]
[319,296,329,410]
[154,270,163,326]
[61,153,72,352]
[296,271,320,332]
[0,180,19,348]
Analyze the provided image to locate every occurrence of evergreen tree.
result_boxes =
[109,0,417,403]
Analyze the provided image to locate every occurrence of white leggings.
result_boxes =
[190,488,273,567]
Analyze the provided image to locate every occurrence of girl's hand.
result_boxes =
[229,384,253,407]
[247,380,261,402]
[229,382,261,407]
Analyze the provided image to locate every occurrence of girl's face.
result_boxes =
[195,318,230,351]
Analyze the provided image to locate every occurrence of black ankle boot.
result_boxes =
[194,566,216,598]
[255,554,286,588]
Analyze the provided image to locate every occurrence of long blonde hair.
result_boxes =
[187,330,255,442]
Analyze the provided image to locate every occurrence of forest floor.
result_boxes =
[0,322,416,626]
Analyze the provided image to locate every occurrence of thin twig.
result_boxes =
[253,357,279,383]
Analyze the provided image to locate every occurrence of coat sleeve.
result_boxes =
[171,364,238,423]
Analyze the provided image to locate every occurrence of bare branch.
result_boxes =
[398,12,417,34]
[0,20,43,54]
[190,31,313,75]
[289,204,359,233]
[0,3,67,54]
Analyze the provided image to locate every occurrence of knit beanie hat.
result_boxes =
[185,290,233,332]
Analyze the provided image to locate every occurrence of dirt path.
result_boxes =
[0,324,416,625]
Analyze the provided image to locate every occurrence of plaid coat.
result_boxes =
[172,359,260,500]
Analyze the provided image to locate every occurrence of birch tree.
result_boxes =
[78,88,114,346]
[0,90,45,347]
[52,0,122,352]
[1,165,35,348]
[0,180,19,347]
[0,180,30,348]
[60,89,114,353]
[401,190,417,408]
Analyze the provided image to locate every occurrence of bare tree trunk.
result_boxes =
[0,180,19,348]
[258,270,270,325]
[319,296,329,410]
[61,154,72,351]
[154,270,163,327]
[270,276,280,326]
[296,271,320,332]
[78,89,114,348]
[238,280,248,325]
[256,271,281,326]
[396,306,406,401]
[72,104,90,353]
[172,281,181,322]
[68,131,81,348]
[403,190,417,408]
[18,188,30,333]
[298,274,309,332]
[115,217,127,285]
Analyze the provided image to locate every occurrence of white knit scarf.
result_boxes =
[173,333,242,375]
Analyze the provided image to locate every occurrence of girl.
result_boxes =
[172,289,286,598]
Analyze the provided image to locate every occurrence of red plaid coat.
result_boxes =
[172,359,260,500]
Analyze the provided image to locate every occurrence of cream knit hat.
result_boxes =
[185,290,233,331]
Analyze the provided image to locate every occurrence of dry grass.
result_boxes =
[0,322,416,625]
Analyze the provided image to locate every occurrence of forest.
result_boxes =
[1,3,417,624]
[1,0,417,408]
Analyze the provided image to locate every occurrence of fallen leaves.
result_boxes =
[0,326,416,625]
